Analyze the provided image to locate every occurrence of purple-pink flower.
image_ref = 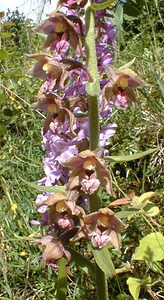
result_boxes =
[30,0,129,260]
[81,174,100,195]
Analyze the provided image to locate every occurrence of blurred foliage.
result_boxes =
[0,9,43,142]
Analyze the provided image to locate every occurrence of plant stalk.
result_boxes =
[85,4,109,300]
[85,5,100,151]
[95,264,109,300]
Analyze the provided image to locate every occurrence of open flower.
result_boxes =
[102,67,145,109]
[32,90,88,135]
[37,235,71,265]
[79,208,124,250]
[28,54,90,91]
[36,191,84,225]
[32,91,88,114]
[37,12,83,53]
[31,91,88,134]
[27,53,69,89]
[64,149,113,195]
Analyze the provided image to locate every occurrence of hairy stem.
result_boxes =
[85,4,109,300]
[95,264,109,300]
[85,5,100,151]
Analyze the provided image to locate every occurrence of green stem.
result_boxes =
[85,4,109,300]
[95,264,109,300]
[88,94,100,150]
[85,7,99,82]
[91,0,116,11]
[85,5,100,151]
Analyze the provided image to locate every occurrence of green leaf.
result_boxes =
[118,58,136,70]
[132,232,164,262]
[4,67,24,79]
[115,207,141,219]
[0,32,13,38]
[56,257,67,300]
[137,192,155,203]
[0,20,15,27]
[105,148,157,162]
[13,233,36,241]
[112,4,124,44]
[115,3,124,24]
[116,295,131,300]
[0,93,6,105]
[157,79,164,99]
[0,122,7,136]
[92,246,116,278]
[91,0,116,11]
[149,261,163,275]
[0,49,9,60]
[115,202,147,219]
[123,14,137,21]
[20,178,66,193]
[67,246,95,280]
[143,202,160,217]
[127,277,142,300]
[159,218,164,225]
[0,166,10,175]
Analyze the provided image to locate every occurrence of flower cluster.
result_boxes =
[29,0,143,267]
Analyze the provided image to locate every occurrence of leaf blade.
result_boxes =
[132,232,164,262]
[20,178,66,193]
[92,246,116,278]
[127,277,142,300]
[56,257,67,300]
[67,246,95,280]
[105,148,157,163]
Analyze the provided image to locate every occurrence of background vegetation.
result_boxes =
[0,1,163,299]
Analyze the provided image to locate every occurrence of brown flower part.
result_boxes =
[37,12,83,53]
[32,90,88,113]
[27,54,91,91]
[62,94,88,112]
[102,67,145,110]
[61,58,92,82]
[27,53,52,80]
[36,191,85,225]
[57,0,88,9]
[36,191,84,266]
[45,109,75,135]
[85,208,124,250]
[64,149,114,196]
[31,91,88,134]
[27,53,68,89]
[37,235,71,265]
[32,92,75,135]
[32,92,62,113]
[72,207,124,250]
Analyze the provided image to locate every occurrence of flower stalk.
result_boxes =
[85,5,100,151]
[85,4,108,300]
